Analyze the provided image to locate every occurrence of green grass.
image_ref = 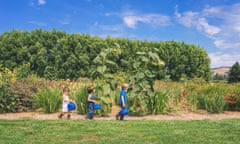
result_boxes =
[0,119,240,144]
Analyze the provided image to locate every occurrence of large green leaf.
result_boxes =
[135,72,145,79]
[97,65,107,74]
[140,56,149,63]
[144,70,155,78]
[148,51,160,62]
[133,62,141,69]
[136,51,146,55]
[106,60,117,67]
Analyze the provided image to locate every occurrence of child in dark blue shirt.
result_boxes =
[86,86,97,119]
[116,83,128,120]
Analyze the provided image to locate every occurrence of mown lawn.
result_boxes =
[0,119,240,144]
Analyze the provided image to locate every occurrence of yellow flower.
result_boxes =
[11,77,16,83]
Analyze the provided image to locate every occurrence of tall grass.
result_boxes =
[147,89,168,114]
[33,86,62,113]
[195,85,227,113]
[185,92,199,111]
[74,87,88,114]
[204,94,226,113]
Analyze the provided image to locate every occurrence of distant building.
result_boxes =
[212,67,230,79]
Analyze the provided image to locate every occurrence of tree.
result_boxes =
[0,29,211,81]
[228,62,240,83]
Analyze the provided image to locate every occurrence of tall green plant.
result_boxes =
[185,92,199,112]
[204,94,226,113]
[33,87,62,113]
[16,63,31,81]
[94,82,113,116]
[127,92,148,116]
[75,87,88,114]
[147,90,168,114]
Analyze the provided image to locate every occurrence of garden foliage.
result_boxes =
[0,29,211,81]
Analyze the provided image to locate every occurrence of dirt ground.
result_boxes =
[1,109,240,120]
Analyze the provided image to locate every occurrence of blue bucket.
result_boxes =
[94,104,102,110]
[119,108,129,115]
[68,102,76,111]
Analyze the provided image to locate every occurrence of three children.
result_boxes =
[58,83,128,120]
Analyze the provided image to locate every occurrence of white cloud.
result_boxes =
[28,21,47,26]
[175,11,198,27]
[123,13,170,28]
[197,18,221,35]
[123,16,138,28]
[38,0,46,5]
[209,52,240,68]
[59,19,70,25]
[105,10,170,29]
[214,40,240,49]
[176,3,240,50]
[89,22,126,38]
[204,4,240,49]
[175,10,221,36]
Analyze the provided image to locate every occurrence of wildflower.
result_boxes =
[27,74,31,80]
[224,95,229,100]
[11,77,16,83]
[181,90,187,96]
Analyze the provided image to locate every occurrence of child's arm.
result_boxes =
[88,94,96,103]
[121,96,125,107]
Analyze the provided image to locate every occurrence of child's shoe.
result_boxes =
[58,113,63,119]
[67,114,71,119]
[115,114,119,120]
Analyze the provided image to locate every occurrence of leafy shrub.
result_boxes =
[147,90,168,114]
[33,86,62,113]
[95,96,112,116]
[16,63,30,81]
[204,94,226,113]
[43,66,58,80]
[94,83,113,116]
[0,65,17,113]
[8,80,43,112]
[0,87,17,113]
[128,92,148,116]
[197,94,205,109]
[224,93,239,111]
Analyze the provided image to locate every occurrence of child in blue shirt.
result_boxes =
[116,83,128,120]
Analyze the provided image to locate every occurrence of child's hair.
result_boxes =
[121,83,128,90]
[63,87,70,92]
[88,86,95,94]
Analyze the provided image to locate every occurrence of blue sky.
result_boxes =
[1,0,240,68]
